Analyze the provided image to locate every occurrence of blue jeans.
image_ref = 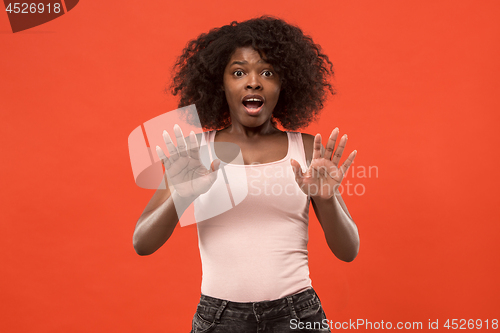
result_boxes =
[190,288,331,333]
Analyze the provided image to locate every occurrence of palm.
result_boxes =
[156,125,220,198]
[291,128,357,199]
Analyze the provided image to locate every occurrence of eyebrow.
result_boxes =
[228,60,268,66]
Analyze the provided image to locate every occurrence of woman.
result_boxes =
[133,16,359,332]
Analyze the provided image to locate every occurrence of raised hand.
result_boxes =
[156,124,220,198]
[291,128,357,199]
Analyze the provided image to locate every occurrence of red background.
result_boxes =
[1,1,499,332]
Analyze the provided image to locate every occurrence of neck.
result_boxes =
[224,120,280,138]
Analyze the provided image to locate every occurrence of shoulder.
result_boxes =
[195,130,215,144]
[300,132,315,164]
[195,132,205,143]
[300,132,315,146]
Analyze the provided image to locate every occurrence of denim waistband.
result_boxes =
[197,288,321,323]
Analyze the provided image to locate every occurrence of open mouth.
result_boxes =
[242,98,264,109]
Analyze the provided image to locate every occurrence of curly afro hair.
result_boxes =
[169,16,334,131]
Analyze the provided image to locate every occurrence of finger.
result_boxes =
[324,127,339,160]
[290,159,304,186]
[332,134,347,166]
[188,131,200,159]
[339,150,357,178]
[173,124,188,157]
[156,145,172,169]
[312,134,322,160]
[162,130,179,160]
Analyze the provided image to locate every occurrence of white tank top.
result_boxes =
[194,131,311,302]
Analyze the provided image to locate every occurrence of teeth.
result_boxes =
[244,98,263,102]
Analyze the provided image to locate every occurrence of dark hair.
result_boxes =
[169,16,334,131]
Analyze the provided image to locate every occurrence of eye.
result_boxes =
[262,70,273,77]
[233,70,244,77]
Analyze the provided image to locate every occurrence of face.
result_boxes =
[222,46,281,129]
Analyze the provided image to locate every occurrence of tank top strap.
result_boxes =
[286,131,308,172]
[200,130,216,145]
[199,130,217,169]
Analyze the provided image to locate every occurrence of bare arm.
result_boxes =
[311,191,359,262]
[132,127,219,256]
[133,176,196,256]
[297,132,360,262]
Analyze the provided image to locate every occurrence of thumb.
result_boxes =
[207,159,221,185]
[210,159,221,172]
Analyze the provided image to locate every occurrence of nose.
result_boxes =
[246,73,262,90]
